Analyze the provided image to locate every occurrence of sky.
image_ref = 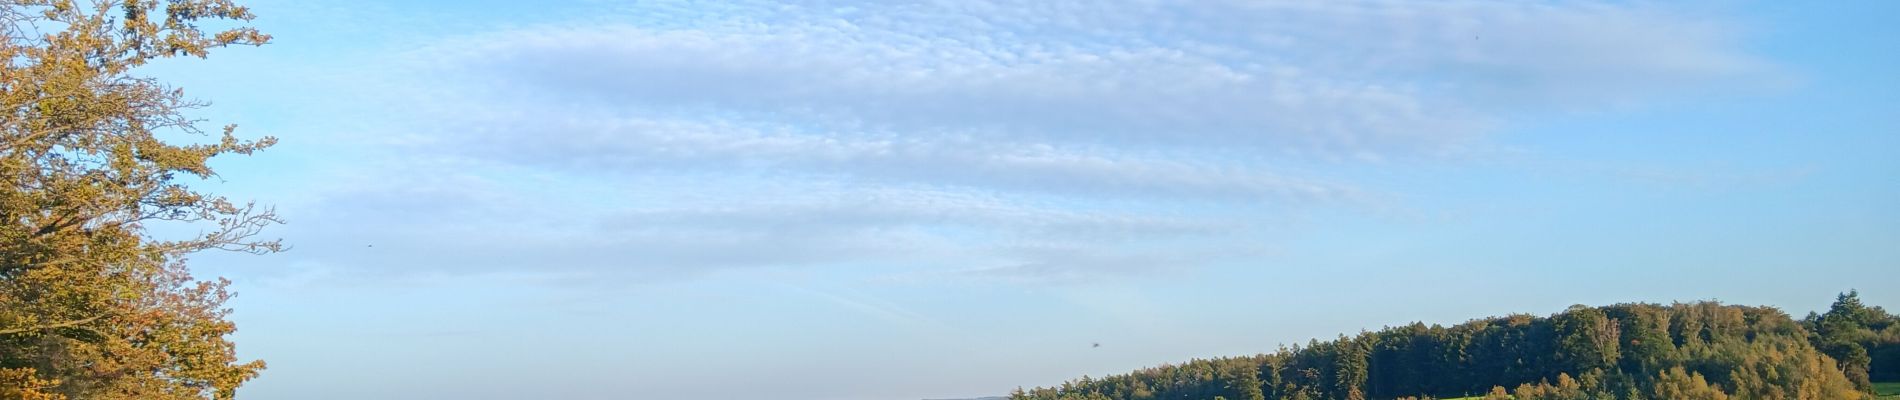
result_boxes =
[132,1,1898,399]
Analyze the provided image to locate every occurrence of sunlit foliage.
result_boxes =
[0,1,273,398]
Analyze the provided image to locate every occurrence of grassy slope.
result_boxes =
[1875,381,1900,399]
[1434,382,1897,399]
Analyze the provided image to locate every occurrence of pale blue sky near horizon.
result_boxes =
[135,1,1898,399]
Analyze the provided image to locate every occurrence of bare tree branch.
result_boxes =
[0,313,104,335]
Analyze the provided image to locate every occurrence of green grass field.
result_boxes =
[1398,381,1900,400]
[1433,382,1900,399]
[1875,381,1900,399]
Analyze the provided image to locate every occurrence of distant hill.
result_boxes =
[1011,292,1898,400]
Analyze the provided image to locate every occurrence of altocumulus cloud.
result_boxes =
[291,0,1776,282]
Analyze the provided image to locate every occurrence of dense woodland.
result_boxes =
[1013,291,1899,400]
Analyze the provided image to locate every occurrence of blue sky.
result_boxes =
[141,1,1896,399]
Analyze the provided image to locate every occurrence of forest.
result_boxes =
[1011,291,1899,400]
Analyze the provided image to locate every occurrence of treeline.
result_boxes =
[1011,291,1900,400]
[1803,291,1900,385]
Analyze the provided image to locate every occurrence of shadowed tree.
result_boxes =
[1809,290,1884,391]
[1553,304,1621,373]
[0,0,274,399]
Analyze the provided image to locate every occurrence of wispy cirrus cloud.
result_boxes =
[290,173,1256,282]
[419,0,1770,150]
[446,115,1363,203]
[280,0,1778,283]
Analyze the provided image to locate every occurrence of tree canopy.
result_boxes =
[0,1,274,398]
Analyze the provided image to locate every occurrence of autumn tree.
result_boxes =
[1651,367,1731,400]
[0,0,275,399]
